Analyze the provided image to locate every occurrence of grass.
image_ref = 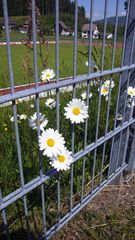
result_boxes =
[0,30,122,42]
[0,41,128,239]
[52,177,135,240]
[0,42,122,88]
[1,176,135,239]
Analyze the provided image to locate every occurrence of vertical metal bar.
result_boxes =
[115,24,135,170]
[101,0,109,71]
[31,0,47,235]
[91,0,108,192]
[73,0,78,79]
[91,79,102,192]
[119,96,134,170]
[99,0,119,185]
[81,0,93,202]
[2,0,14,94]
[108,0,131,178]
[32,0,38,85]
[55,0,61,225]
[126,125,135,179]
[0,189,10,240]
[111,0,119,69]
[88,0,94,75]
[70,0,78,213]
[99,77,112,185]
[81,81,90,202]
[2,1,31,238]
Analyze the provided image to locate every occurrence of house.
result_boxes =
[19,20,28,33]
[0,17,17,30]
[82,24,98,39]
[19,19,39,34]
[53,21,72,36]
[19,27,28,34]
[59,21,71,35]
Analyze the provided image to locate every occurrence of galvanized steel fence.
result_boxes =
[0,0,135,239]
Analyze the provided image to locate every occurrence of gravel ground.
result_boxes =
[52,175,135,240]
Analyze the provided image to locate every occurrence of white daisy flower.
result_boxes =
[40,69,55,82]
[81,92,92,100]
[85,61,88,67]
[30,95,35,100]
[39,128,65,158]
[64,98,89,124]
[101,85,109,96]
[50,147,73,171]
[39,92,47,98]
[19,114,27,120]
[23,96,30,102]
[127,86,135,98]
[30,104,34,108]
[0,101,12,108]
[10,116,14,122]
[45,98,56,109]
[127,97,135,108]
[105,95,112,102]
[104,80,115,89]
[116,113,122,121]
[29,112,48,131]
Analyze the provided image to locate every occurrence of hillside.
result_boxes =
[95,16,126,26]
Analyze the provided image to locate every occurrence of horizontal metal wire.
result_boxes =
[0,118,134,211]
[45,163,127,239]
[1,0,135,239]
[0,64,135,104]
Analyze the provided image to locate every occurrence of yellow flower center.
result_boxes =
[47,138,55,147]
[58,155,65,163]
[72,107,80,115]
[46,73,51,78]
[35,120,43,125]
[129,90,134,95]
[102,88,108,94]
[15,99,19,104]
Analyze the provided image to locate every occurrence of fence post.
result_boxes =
[109,0,135,182]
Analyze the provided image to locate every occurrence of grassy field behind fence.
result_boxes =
[0,43,122,88]
[0,43,124,238]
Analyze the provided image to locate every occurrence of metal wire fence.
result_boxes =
[0,0,135,239]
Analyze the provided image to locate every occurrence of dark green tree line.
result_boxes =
[0,0,85,18]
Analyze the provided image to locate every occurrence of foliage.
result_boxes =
[0,0,86,19]
[0,37,123,237]
[97,23,125,38]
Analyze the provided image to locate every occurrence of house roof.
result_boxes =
[59,21,69,30]
[0,17,17,26]
[82,24,97,32]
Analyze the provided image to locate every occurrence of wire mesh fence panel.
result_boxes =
[0,0,135,239]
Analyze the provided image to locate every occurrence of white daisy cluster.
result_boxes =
[40,68,55,83]
[38,98,89,171]
[45,98,56,109]
[81,91,92,100]
[10,114,27,122]
[39,128,73,171]
[29,112,48,131]
[64,98,89,124]
[100,79,115,97]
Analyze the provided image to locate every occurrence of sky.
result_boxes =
[77,0,126,20]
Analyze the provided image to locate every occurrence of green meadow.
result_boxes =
[0,43,124,238]
[0,43,122,88]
